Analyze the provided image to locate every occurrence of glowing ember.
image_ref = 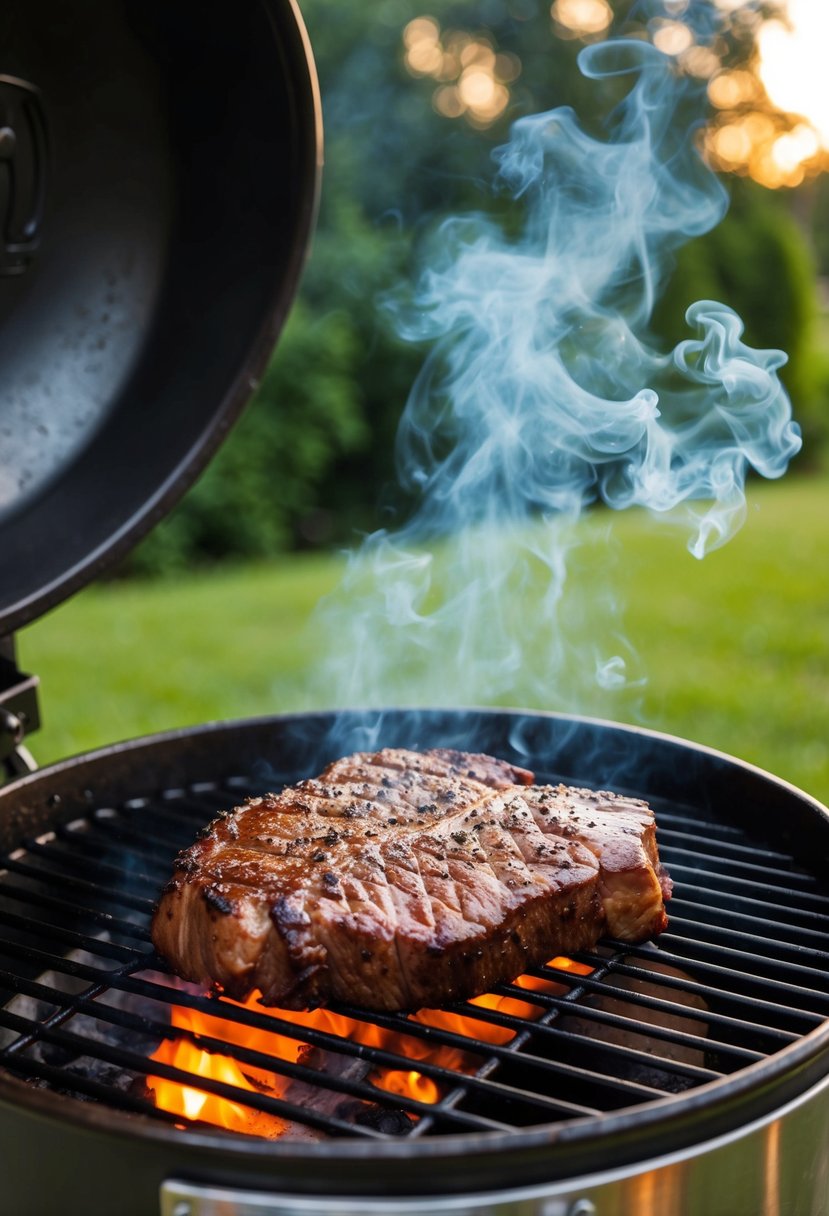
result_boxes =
[148,956,593,1136]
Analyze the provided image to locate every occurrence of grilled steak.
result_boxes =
[152,748,671,1012]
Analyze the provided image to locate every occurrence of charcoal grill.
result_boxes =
[0,710,827,1215]
[1,3,829,1215]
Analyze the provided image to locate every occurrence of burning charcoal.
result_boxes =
[129,1077,153,1103]
[557,946,709,1087]
[279,1046,413,1134]
[38,1040,80,1069]
[280,1048,373,1117]
[341,1100,412,1136]
[0,943,165,1092]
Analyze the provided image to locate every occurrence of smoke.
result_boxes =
[306,34,801,718]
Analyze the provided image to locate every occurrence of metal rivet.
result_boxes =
[0,709,24,744]
[567,1202,597,1216]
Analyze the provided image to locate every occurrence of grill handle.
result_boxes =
[160,1182,595,1216]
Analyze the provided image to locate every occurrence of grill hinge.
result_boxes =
[0,634,39,780]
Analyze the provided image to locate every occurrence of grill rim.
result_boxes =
[0,706,827,1196]
[0,1024,827,1183]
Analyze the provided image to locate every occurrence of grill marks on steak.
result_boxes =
[151,748,670,1012]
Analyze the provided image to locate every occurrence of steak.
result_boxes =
[152,748,671,1012]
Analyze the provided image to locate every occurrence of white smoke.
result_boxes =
[307,35,801,717]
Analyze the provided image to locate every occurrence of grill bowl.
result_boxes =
[0,708,827,1214]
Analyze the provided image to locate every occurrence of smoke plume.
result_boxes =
[307,34,801,718]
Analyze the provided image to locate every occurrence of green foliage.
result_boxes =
[129,302,369,574]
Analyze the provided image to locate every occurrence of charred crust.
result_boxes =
[203,887,234,916]
[321,871,345,897]
[263,962,328,1007]
[173,853,199,875]
[270,896,310,928]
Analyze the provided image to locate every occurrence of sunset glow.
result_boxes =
[758,2,829,149]
[705,0,829,187]
[404,2,828,184]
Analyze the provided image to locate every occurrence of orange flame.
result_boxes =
[147,956,593,1136]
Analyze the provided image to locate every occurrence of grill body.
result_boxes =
[4,1072,829,1216]
[160,1078,829,1215]
[0,708,827,1215]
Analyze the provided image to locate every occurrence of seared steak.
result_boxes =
[152,748,671,1012]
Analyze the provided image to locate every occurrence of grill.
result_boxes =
[2,750,827,1137]
[0,710,828,1214]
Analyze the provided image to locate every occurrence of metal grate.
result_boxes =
[0,768,827,1142]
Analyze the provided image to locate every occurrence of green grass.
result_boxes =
[17,473,829,806]
[616,475,829,803]
[18,553,345,763]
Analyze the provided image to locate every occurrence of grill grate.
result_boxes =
[0,767,828,1142]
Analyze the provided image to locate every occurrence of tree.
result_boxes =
[129,0,827,574]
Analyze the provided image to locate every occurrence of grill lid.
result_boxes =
[0,0,321,636]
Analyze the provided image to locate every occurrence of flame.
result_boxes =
[146,1002,292,1137]
[148,956,593,1136]
[374,1069,441,1105]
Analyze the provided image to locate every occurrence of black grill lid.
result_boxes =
[0,0,321,635]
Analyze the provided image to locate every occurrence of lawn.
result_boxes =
[17,472,829,806]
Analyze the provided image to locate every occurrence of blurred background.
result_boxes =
[128,0,829,573]
[19,0,829,801]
